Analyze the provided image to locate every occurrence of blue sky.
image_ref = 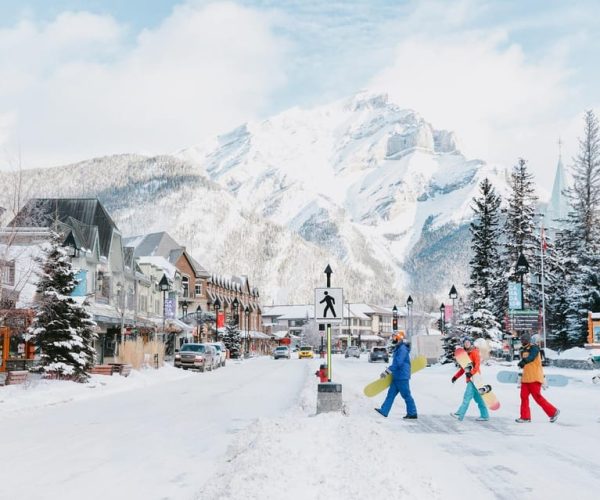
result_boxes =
[1,0,599,191]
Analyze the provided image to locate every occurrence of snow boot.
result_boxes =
[515,418,531,423]
[476,417,489,421]
[374,408,387,418]
[549,409,560,423]
[403,415,418,420]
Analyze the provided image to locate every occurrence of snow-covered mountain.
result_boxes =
[0,92,511,304]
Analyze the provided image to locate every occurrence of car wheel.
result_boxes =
[199,367,205,373]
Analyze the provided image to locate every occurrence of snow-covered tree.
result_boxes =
[223,319,242,359]
[462,178,504,341]
[555,110,600,346]
[27,233,96,381]
[503,158,540,309]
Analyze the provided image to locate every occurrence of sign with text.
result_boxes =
[509,309,539,332]
[164,298,176,319]
[314,288,343,323]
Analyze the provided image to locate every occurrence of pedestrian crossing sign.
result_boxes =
[315,288,343,323]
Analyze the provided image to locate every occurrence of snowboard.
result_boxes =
[497,370,569,387]
[454,347,500,411]
[363,355,427,397]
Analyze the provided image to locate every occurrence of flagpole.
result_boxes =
[540,220,547,350]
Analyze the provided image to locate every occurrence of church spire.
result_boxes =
[545,138,568,230]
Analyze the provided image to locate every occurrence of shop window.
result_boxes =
[195,283,202,297]
[182,276,189,298]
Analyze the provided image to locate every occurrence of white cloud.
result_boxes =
[367,28,577,192]
[0,2,287,168]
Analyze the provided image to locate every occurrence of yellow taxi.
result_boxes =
[298,346,314,359]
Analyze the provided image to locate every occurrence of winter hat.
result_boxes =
[462,337,474,347]
[392,331,405,343]
[520,333,531,344]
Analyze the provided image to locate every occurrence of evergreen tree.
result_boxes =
[27,233,96,381]
[463,178,504,341]
[223,318,242,359]
[558,110,600,346]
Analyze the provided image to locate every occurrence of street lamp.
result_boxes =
[195,305,203,342]
[116,281,124,358]
[159,274,170,343]
[213,297,221,342]
[244,305,250,357]
[439,303,446,335]
[392,305,398,333]
[406,295,413,337]
[448,285,458,331]
[181,300,189,319]
[232,297,239,325]
[515,253,530,311]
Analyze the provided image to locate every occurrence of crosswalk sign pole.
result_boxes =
[327,323,332,381]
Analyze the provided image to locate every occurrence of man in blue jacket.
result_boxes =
[375,332,418,419]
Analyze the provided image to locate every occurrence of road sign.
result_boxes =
[509,309,539,331]
[314,288,343,323]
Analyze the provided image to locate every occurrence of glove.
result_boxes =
[451,376,458,384]
[465,372,473,382]
[380,368,391,379]
[518,360,525,368]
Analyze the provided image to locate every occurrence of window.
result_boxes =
[182,276,189,298]
[0,259,15,286]
[195,283,202,297]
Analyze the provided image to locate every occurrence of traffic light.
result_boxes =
[437,319,443,331]
[392,317,398,332]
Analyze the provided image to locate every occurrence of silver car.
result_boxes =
[174,343,218,372]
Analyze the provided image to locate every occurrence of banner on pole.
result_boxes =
[508,282,522,310]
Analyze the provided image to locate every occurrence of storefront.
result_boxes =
[0,310,35,372]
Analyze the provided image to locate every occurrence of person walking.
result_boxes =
[515,332,560,423]
[375,332,418,419]
[450,337,489,422]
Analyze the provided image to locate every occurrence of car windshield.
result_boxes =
[211,344,222,352]
[300,347,312,351]
[373,348,386,352]
[275,347,288,351]
[181,344,205,353]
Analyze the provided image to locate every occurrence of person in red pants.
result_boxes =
[515,333,560,423]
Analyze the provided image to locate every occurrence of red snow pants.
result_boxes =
[520,382,557,420]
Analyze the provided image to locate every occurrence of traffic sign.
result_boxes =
[314,288,343,323]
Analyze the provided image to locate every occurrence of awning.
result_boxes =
[167,318,194,333]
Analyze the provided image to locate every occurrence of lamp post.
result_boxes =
[440,303,446,335]
[181,300,189,319]
[392,305,398,334]
[406,295,413,338]
[116,281,124,359]
[213,297,221,342]
[158,274,170,368]
[515,253,530,311]
[244,305,250,357]
[195,305,202,343]
[448,285,458,331]
[232,297,239,325]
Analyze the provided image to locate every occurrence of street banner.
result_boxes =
[444,305,453,322]
[508,282,522,310]
[165,298,176,319]
[217,311,225,328]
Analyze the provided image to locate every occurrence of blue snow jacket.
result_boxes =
[389,342,411,380]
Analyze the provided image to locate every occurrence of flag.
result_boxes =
[541,226,548,253]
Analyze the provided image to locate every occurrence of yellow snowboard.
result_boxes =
[363,355,427,397]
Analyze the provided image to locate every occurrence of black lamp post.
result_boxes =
[232,297,239,325]
[448,285,458,329]
[440,303,446,335]
[213,297,221,342]
[195,305,202,343]
[158,274,170,343]
[181,300,189,319]
[392,305,398,333]
[515,253,530,311]
[406,295,413,336]
[244,305,250,357]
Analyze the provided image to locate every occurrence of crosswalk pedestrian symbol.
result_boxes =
[315,288,343,323]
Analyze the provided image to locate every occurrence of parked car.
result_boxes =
[298,346,314,359]
[210,342,227,367]
[345,346,360,358]
[174,343,218,372]
[272,346,291,359]
[369,346,389,363]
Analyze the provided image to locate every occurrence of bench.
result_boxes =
[89,365,114,376]
[119,364,132,377]
[3,370,29,386]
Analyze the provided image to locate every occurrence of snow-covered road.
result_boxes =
[2,355,600,499]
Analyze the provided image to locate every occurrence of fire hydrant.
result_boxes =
[315,364,328,383]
